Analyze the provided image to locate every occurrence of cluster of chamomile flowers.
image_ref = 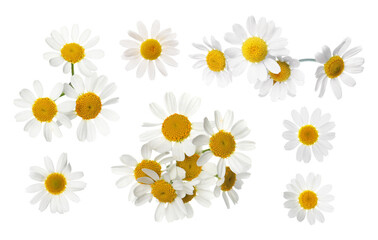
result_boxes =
[112,92,255,221]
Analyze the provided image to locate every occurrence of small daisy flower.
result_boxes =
[193,110,255,178]
[63,74,119,141]
[44,24,104,77]
[224,16,289,85]
[190,36,232,87]
[284,173,334,225]
[283,107,335,163]
[315,37,364,99]
[121,20,179,80]
[214,167,250,209]
[26,153,86,214]
[140,92,201,161]
[258,56,305,101]
[14,80,72,141]
[133,167,190,222]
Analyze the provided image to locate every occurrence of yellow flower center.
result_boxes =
[209,130,236,158]
[161,113,192,142]
[221,167,236,191]
[182,187,197,204]
[242,37,268,63]
[134,160,162,182]
[151,180,177,203]
[32,98,58,122]
[324,56,344,79]
[206,50,226,72]
[298,190,318,210]
[176,154,202,181]
[60,43,85,64]
[298,125,319,146]
[269,61,291,83]
[75,92,102,120]
[140,39,162,60]
[44,173,67,195]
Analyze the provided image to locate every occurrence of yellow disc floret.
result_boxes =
[298,190,318,210]
[61,43,85,64]
[32,98,58,122]
[44,173,67,195]
[209,130,236,158]
[269,61,291,83]
[324,56,344,79]
[206,50,226,72]
[134,160,162,181]
[298,125,319,146]
[75,92,102,120]
[242,37,268,63]
[182,187,197,204]
[176,154,202,181]
[162,113,192,142]
[151,180,177,203]
[140,39,162,60]
[221,167,236,191]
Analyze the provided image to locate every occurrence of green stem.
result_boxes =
[202,149,211,153]
[299,58,316,62]
[71,63,75,76]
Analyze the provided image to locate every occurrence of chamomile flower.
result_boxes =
[283,107,335,163]
[63,74,119,141]
[193,110,255,178]
[44,24,104,77]
[315,37,364,99]
[140,92,201,161]
[224,16,289,85]
[121,20,179,80]
[214,167,250,209]
[284,173,334,225]
[133,167,190,222]
[190,36,232,87]
[26,153,86,214]
[14,80,72,141]
[258,56,305,101]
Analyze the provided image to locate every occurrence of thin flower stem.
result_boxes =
[71,63,74,76]
[299,58,316,62]
[202,149,211,153]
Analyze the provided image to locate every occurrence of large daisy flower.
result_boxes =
[44,24,104,77]
[214,167,250,209]
[140,92,201,161]
[26,153,86,214]
[190,36,232,87]
[315,37,364,99]
[14,80,72,141]
[63,74,119,141]
[283,107,335,163]
[121,20,179,80]
[193,110,255,178]
[224,16,289,85]
[284,173,334,225]
[258,56,305,101]
[133,167,190,222]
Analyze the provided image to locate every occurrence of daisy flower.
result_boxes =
[190,36,232,87]
[283,107,335,163]
[224,16,289,85]
[44,24,104,77]
[121,20,179,80]
[193,110,255,178]
[258,56,305,101]
[284,173,334,225]
[26,153,86,214]
[62,74,119,141]
[133,167,190,222]
[214,167,250,209]
[315,37,364,99]
[14,80,72,141]
[140,92,201,161]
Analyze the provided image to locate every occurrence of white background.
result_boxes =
[1,0,376,239]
